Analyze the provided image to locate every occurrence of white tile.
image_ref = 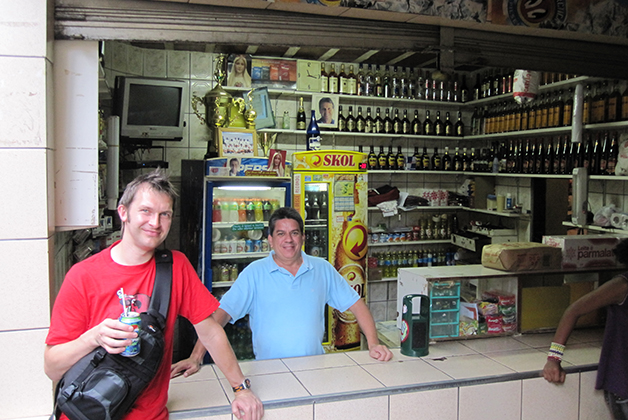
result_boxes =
[127,44,144,76]
[522,375,579,420]
[281,352,356,372]
[167,379,230,411]
[579,370,608,420]
[0,0,48,57]
[220,372,309,403]
[0,56,47,148]
[315,395,388,420]
[143,49,167,78]
[369,281,388,302]
[423,340,479,358]
[0,239,51,330]
[191,52,214,80]
[424,354,515,380]
[361,358,452,386]
[561,343,602,366]
[512,332,554,348]
[170,363,218,384]
[111,41,129,73]
[570,327,604,344]
[263,404,313,420]
[390,388,458,420]
[0,149,49,239]
[165,147,190,177]
[369,301,387,322]
[212,358,290,379]
[0,329,52,418]
[293,365,384,395]
[484,348,549,373]
[168,50,191,79]
[460,336,532,353]
[459,380,521,420]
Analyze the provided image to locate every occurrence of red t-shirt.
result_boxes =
[46,243,219,420]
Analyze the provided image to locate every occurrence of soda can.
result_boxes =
[119,312,141,357]
[253,239,261,252]
[245,239,253,252]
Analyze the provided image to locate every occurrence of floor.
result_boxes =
[167,327,605,418]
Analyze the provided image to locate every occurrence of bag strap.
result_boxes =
[151,249,173,320]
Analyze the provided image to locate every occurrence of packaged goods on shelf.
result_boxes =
[542,234,624,269]
[481,242,562,271]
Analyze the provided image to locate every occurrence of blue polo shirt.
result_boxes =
[218,251,360,360]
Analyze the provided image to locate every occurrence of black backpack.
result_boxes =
[52,250,173,420]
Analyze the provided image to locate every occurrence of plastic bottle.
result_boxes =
[213,199,222,222]
[262,200,272,221]
[246,200,255,221]
[220,200,230,222]
[254,199,264,222]
[238,199,247,222]
[229,199,239,222]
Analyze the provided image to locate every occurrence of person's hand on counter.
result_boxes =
[368,343,393,361]
[542,358,566,383]
[232,389,264,420]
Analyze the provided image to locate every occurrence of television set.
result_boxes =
[113,76,188,141]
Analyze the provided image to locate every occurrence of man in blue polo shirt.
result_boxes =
[171,207,391,377]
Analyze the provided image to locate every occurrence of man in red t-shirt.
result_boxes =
[45,169,263,420]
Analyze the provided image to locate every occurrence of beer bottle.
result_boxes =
[563,88,574,126]
[442,146,452,171]
[454,111,464,136]
[453,147,463,171]
[424,71,431,100]
[583,84,592,125]
[535,138,545,174]
[337,105,346,132]
[392,108,402,134]
[377,146,387,170]
[607,132,618,175]
[599,132,609,175]
[407,68,416,100]
[607,80,621,122]
[387,145,396,170]
[396,146,406,171]
[328,63,339,94]
[412,110,422,135]
[431,147,441,170]
[295,97,307,131]
[423,110,434,135]
[374,107,384,134]
[365,107,374,133]
[383,108,394,134]
[347,64,357,96]
[434,111,444,136]
[392,66,401,98]
[461,74,469,103]
[444,112,454,136]
[356,106,366,133]
[412,146,421,170]
[346,106,356,132]
[545,138,554,175]
[462,147,471,172]
[320,63,329,93]
[472,73,481,101]
[338,64,348,95]
[401,109,411,135]
[368,145,378,171]
[421,147,431,171]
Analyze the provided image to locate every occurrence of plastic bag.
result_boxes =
[512,70,541,104]
[594,204,620,227]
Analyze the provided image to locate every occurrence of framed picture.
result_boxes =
[249,87,275,129]
[268,149,286,177]
[311,93,339,129]
[226,54,252,88]
[217,127,257,157]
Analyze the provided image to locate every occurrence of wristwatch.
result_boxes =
[232,378,251,393]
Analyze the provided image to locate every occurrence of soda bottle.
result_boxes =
[254,199,264,222]
[246,200,255,221]
[262,200,272,221]
[271,199,280,214]
[229,199,239,223]
[238,199,247,222]
[213,199,222,222]
[220,200,230,222]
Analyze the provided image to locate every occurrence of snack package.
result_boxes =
[513,70,541,104]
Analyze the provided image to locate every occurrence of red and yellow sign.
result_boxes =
[292,150,367,172]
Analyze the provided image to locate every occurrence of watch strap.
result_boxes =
[232,378,251,393]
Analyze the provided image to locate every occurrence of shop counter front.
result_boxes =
[168,328,606,420]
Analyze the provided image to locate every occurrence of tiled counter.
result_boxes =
[168,328,607,420]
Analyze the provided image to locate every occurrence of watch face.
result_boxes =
[297,60,321,92]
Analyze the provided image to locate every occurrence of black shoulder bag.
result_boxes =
[52,250,173,420]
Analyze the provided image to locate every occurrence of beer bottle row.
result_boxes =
[320,63,471,102]
[364,131,619,175]
[337,106,464,136]
[471,82,628,136]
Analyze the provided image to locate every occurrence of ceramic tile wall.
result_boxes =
[0,0,56,418]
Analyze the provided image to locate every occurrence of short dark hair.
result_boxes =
[319,97,333,111]
[614,238,628,266]
[268,207,304,236]
[118,168,178,211]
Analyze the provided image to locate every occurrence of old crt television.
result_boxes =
[114,76,188,141]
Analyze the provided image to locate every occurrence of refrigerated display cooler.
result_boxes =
[180,157,291,359]
[292,150,368,352]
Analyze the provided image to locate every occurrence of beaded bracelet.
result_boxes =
[548,341,565,362]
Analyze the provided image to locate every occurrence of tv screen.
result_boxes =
[114,76,188,141]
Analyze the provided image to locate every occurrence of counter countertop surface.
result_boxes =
[168,328,604,418]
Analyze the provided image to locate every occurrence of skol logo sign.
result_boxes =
[342,221,368,260]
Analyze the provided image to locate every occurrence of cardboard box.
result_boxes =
[481,242,562,272]
[542,234,623,269]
